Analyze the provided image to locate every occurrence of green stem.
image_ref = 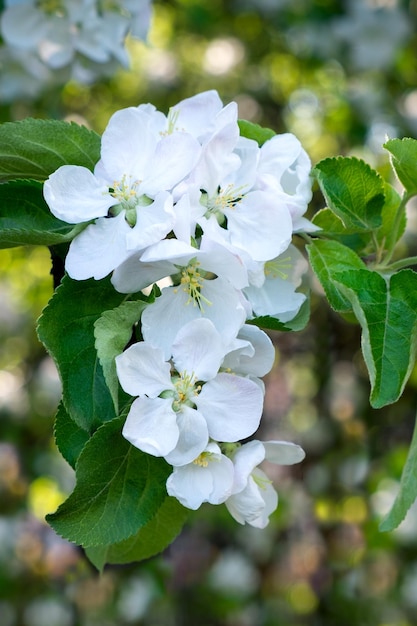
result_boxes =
[383,256,417,272]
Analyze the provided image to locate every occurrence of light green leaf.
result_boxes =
[384,137,417,196]
[335,268,417,408]
[0,180,82,249]
[376,181,406,251]
[306,239,366,313]
[85,496,188,570]
[37,276,126,432]
[238,119,275,145]
[54,402,90,469]
[0,118,100,182]
[312,207,371,254]
[47,417,171,547]
[94,300,150,413]
[380,412,417,531]
[313,156,384,231]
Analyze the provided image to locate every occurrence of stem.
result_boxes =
[383,256,417,272]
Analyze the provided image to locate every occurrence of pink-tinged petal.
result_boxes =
[171,318,226,381]
[115,342,173,398]
[164,406,209,467]
[122,396,179,457]
[43,165,113,224]
[196,373,263,442]
[263,441,306,465]
[125,191,175,251]
[65,212,132,280]
[141,133,202,196]
[224,190,293,262]
[111,253,177,294]
[230,440,265,494]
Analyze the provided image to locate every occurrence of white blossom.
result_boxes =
[225,440,305,528]
[116,318,264,466]
[43,106,201,279]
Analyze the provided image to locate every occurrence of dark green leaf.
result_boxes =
[37,276,126,432]
[85,496,188,569]
[313,156,384,231]
[94,300,150,413]
[0,180,82,248]
[384,137,417,196]
[0,118,100,182]
[380,411,417,531]
[47,417,172,547]
[335,268,417,408]
[306,239,366,313]
[54,402,90,469]
[238,119,275,146]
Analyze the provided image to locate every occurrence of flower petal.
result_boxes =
[65,212,132,280]
[111,253,177,294]
[196,373,263,442]
[164,406,209,467]
[43,165,113,224]
[122,396,179,457]
[263,441,306,465]
[171,318,226,381]
[115,342,173,397]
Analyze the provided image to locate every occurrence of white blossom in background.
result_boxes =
[116,318,265,467]
[225,440,305,528]
[0,0,153,96]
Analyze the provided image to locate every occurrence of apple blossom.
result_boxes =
[116,318,264,467]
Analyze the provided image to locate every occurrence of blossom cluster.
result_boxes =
[0,0,152,100]
[43,90,310,527]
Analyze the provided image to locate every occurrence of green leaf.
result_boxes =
[94,299,150,413]
[313,156,384,231]
[238,119,275,146]
[380,412,417,531]
[312,207,371,254]
[334,268,417,408]
[85,496,188,569]
[376,182,406,251]
[250,296,310,332]
[0,118,101,182]
[54,402,90,469]
[47,417,172,547]
[37,276,126,432]
[384,137,417,196]
[0,180,82,248]
[306,239,366,313]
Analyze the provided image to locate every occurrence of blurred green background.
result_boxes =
[2,1,417,624]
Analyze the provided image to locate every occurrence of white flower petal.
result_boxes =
[226,475,266,525]
[125,191,175,251]
[164,406,209,467]
[65,212,132,280]
[111,253,177,294]
[1,5,46,48]
[43,165,112,224]
[223,324,275,378]
[231,440,265,494]
[122,396,179,457]
[170,90,224,140]
[263,441,306,465]
[196,373,263,442]
[224,190,293,261]
[171,318,226,381]
[100,107,158,180]
[115,342,172,397]
[141,133,202,196]
[166,448,234,509]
